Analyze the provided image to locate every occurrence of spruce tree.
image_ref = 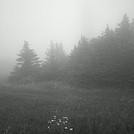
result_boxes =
[42,41,67,80]
[115,13,131,45]
[9,41,41,83]
[68,36,91,84]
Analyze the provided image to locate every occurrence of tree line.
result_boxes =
[8,14,134,88]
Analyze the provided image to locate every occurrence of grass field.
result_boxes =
[0,82,134,134]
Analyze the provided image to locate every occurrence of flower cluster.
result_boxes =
[47,115,74,132]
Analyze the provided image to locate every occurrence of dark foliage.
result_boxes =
[9,14,134,88]
[68,14,134,87]
[9,41,41,84]
[41,41,67,81]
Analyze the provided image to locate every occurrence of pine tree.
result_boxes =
[68,15,134,87]
[9,41,41,83]
[55,43,67,71]
[115,13,131,45]
[68,36,91,85]
[130,19,134,44]
[42,41,67,80]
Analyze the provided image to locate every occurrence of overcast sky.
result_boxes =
[0,0,134,61]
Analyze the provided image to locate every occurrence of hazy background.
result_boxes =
[0,0,134,78]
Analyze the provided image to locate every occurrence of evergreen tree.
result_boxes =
[9,41,41,83]
[130,18,134,44]
[55,43,67,67]
[114,14,134,84]
[115,14,131,45]
[44,41,57,75]
[68,15,134,87]
[42,41,67,80]
[68,36,91,85]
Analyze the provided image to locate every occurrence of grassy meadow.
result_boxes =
[0,82,134,134]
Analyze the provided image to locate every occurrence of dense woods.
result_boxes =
[9,14,134,88]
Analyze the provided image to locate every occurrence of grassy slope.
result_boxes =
[0,82,134,134]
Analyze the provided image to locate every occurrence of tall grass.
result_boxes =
[0,81,134,134]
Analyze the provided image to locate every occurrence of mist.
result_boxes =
[1,0,134,133]
[0,0,134,79]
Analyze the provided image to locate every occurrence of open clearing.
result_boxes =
[0,82,134,134]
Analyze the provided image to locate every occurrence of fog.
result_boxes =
[0,0,134,78]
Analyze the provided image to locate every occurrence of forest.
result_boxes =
[1,14,134,134]
[8,14,134,88]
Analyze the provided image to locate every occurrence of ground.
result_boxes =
[0,82,134,134]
